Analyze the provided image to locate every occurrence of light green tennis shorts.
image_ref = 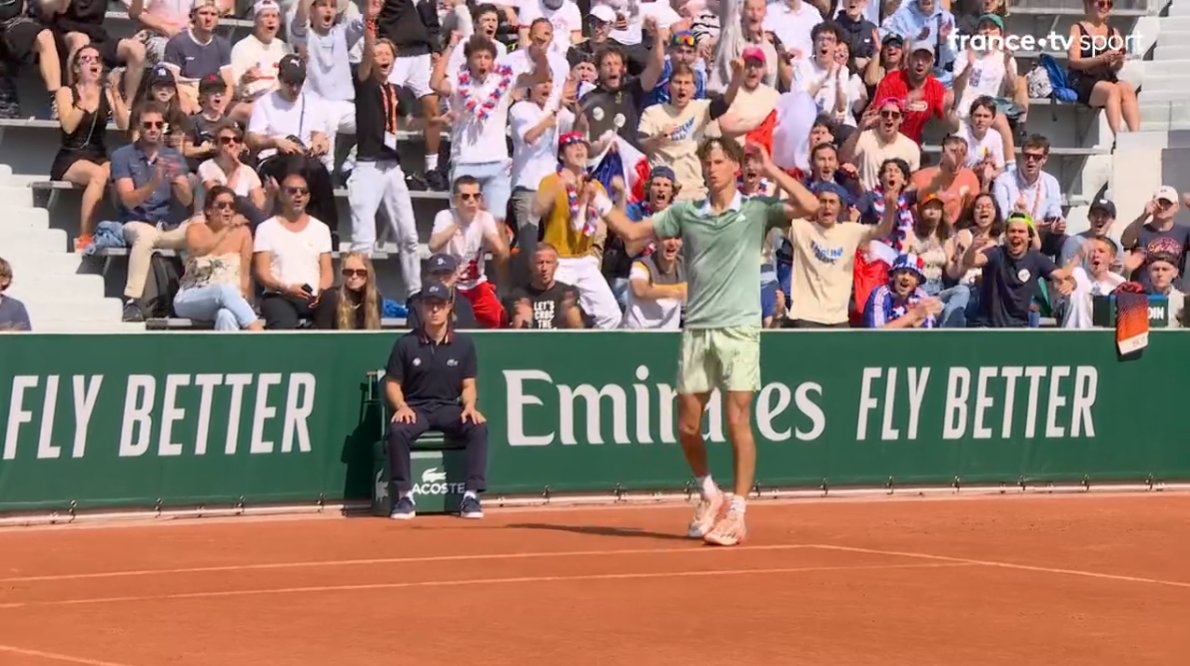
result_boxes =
[677,326,762,394]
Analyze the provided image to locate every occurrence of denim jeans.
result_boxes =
[938,284,977,329]
[173,283,258,331]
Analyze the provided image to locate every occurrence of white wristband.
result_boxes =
[592,192,614,218]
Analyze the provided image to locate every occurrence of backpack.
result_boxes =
[141,251,183,319]
[0,0,22,22]
[1028,54,1078,119]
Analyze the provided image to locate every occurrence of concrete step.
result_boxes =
[1175,2,1190,17]
[0,225,66,252]
[4,273,105,301]
[0,203,49,228]
[1161,16,1190,31]
[1139,58,1190,77]
[22,298,124,323]
[4,251,83,275]
[0,186,34,208]
[1135,73,1190,93]
[1153,44,1190,61]
[1138,89,1190,104]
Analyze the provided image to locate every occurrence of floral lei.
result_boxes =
[560,169,599,237]
[871,185,915,252]
[457,64,515,122]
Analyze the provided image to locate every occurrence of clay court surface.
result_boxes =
[0,492,1187,665]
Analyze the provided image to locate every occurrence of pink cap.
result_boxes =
[741,46,766,64]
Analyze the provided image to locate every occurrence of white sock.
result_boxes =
[425,154,439,172]
[730,495,746,515]
[697,475,718,499]
[464,490,478,500]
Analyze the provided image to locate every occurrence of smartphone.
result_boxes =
[300,284,313,294]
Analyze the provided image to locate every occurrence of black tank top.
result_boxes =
[60,86,109,155]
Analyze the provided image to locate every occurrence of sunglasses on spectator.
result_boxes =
[671,34,696,48]
[212,200,235,210]
[1097,0,1113,7]
[342,268,368,278]
[219,135,240,144]
[880,110,901,119]
[1022,152,1046,162]
[142,121,165,129]
[457,192,480,201]
[78,54,100,64]
[285,186,309,195]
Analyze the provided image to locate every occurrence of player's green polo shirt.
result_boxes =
[651,192,788,328]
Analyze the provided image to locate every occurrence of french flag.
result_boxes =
[587,132,650,203]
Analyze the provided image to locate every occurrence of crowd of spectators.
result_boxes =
[0,0,1184,332]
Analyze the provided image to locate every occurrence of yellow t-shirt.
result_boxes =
[538,172,607,259]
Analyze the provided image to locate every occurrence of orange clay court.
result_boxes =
[0,492,1187,666]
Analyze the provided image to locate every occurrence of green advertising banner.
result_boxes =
[1,331,1189,514]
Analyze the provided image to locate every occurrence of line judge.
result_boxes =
[384,281,489,520]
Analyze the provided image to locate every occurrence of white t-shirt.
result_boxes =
[518,0,582,54]
[446,39,509,84]
[953,49,1016,118]
[792,58,850,118]
[247,89,330,161]
[602,0,683,46]
[509,102,574,190]
[431,209,500,290]
[502,47,569,112]
[197,159,263,197]
[762,1,822,59]
[1062,267,1124,329]
[446,56,531,165]
[955,122,1005,169]
[230,34,292,100]
[253,216,333,295]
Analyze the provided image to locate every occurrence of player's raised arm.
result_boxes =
[593,190,677,257]
[749,142,818,219]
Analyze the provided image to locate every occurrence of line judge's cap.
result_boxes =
[420,281,452,302]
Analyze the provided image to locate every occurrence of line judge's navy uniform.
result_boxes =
[384,327,488,496]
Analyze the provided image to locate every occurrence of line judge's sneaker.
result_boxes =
[459,495,483,519]
[704,509,747,547]
[389,496,415,520]
[687,491,725,538]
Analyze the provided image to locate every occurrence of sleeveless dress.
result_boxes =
[1069,21,1123,105]
[50,85,109,181]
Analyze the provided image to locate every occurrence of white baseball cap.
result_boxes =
[590,5,617,23]
[253,0,281,15]
[1154,185,1179,203]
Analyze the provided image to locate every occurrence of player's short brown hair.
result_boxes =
[697,136,744,165]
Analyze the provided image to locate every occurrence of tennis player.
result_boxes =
[590,137,818,545]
